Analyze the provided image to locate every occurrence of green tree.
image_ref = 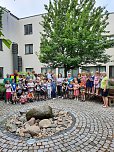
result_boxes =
[0,7,12,49]
[39,0,114,77]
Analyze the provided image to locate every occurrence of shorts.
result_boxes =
[94,83,100,89]
[101,89,109,97]
[86,80,91,88]
[80,87,85,92]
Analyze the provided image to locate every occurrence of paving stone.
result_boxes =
[0,99,114,151]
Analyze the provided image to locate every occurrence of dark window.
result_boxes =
[109,66,114,78]
[0,67,3,79]
[25,44,33,54]
[26,68,33,73]
[24,24,32,35]
[0,39,3,51]
[41,68,48,74]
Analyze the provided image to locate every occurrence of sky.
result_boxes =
[0,0,114,18]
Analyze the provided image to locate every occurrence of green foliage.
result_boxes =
[0,7,12,49]
[0,83,5,93]
[39,0,114,73]
[109,79,114,87]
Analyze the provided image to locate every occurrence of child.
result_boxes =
[12,92,19,104]
[20,92,27,104]
[40,79,47,100]
[47,79,52,99]
[5,80,12,104]
[73,80,80,100]
[90,72,94,94]
[86,73,91,93]
[81,72,87,86]
[11,79,17,92]
[35,80,41,101]
[16,84,23,97]
[62,78,68,99]
[94,71,100,95]
[27,91,34,102]
[80,79,86,101]
[27,79,35,93]
[51,80,56,99]
[67,81,74,99]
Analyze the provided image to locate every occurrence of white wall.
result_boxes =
[0,10,114,82]
[18,15,44,74]
[105,13,114,76]
[0,10,19,82]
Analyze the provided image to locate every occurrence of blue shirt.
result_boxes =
[12,83,16,91]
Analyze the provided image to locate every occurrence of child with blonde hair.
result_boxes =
[80,79,86,101]
[94,71,100,95]
[73,79,80,100]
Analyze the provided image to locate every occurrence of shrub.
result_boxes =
[0,83,5,93]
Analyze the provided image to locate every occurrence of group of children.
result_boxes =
[4,70,103,104]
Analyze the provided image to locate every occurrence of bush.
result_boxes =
[0,83,5,93]
[109,79,114,87]
[0,83,5,100]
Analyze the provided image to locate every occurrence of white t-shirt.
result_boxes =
[27,82,35,92]
[5,84,12,92]
[47,82,51,90]
[57,78,64,86]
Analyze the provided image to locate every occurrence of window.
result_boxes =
[41,67,56,75]
[71,69,79,77]
[81,66,106,74]
[0,39,3,51]
[109,66,114,78]
[25,44,33,54]
[41,68,47,74]
[26,68,33,73]
[0,67,3,79]
[24,24,32,35]
[58,68,65,77]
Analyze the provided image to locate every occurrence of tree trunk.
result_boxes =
[64,65,68,78]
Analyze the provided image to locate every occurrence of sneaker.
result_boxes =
[103,105,108,108]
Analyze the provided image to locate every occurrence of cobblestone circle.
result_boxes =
[0,99,114,152]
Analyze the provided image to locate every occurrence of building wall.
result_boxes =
[18,15,44,73]
[105,13,114,76]
[0,10,114,83]
[0,10,19,82]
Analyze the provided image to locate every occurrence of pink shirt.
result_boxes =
[81,76,86,85]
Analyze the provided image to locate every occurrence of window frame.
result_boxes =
[25,44,33,55]
[26,68,34,73]
[109,66,114,78]
[0,39,3,51]
[0,67,3,79]
[24,24,33,35]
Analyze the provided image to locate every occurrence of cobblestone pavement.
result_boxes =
[0,99,114,152]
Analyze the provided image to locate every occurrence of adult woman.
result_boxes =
[101,72,109,108]
[57,73,64,97]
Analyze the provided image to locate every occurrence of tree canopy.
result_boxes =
[39,0,114,75]
[0,7,12,49]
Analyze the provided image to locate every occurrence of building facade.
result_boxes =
[0,9,114,82]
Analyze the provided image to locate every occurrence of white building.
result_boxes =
[0,9,114,82]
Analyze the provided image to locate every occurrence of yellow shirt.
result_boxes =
[101,76,109,89]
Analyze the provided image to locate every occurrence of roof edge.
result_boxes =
[1,6,114,19]
[19,13,46,20]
